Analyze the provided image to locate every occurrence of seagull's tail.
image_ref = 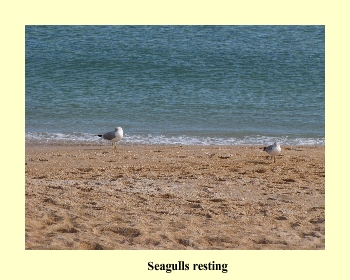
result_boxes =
[97,135,102,137]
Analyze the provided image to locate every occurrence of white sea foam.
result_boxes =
[25,132,325,146]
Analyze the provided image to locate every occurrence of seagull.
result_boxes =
[97,127,123,150]
[263,142,281,163]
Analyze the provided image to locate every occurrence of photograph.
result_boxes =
[25,25,325,250]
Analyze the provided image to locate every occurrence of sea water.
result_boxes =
[25,25,324,146]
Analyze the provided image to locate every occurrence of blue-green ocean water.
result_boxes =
[25,26,324,145]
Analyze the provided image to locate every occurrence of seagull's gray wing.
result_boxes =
[102,131,116,140]
[265,145,273,151]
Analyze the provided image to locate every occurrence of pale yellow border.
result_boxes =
[1,0,347,279]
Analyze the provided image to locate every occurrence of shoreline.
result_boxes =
[25,144,325,249]
[25,133,325,147]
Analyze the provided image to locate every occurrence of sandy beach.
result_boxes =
[25,143,325,250]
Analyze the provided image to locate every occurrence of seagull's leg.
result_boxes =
[274,156,276,163]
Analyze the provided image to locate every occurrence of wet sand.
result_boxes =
[25,144,325,250]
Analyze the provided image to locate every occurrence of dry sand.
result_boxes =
[25,143,325,250]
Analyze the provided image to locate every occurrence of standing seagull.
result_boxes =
[263,142,281,163]
[98,127,123,150]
